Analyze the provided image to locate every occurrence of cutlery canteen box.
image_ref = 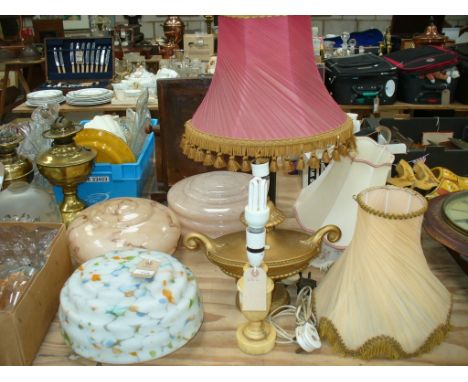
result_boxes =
[325,53,399,105]
[38,37,114,92]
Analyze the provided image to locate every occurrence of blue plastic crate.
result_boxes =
[53,129,156,206]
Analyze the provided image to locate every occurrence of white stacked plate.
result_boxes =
[26,90,65,107]
[66,88,113,106]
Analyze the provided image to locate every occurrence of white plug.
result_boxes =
[296,322,321,352]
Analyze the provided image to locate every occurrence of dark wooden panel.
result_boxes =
[157,77,212,189]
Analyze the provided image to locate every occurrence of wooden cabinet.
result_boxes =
[157,77,212,190]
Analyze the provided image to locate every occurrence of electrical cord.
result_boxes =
[268,286,321,352]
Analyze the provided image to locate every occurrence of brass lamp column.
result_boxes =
[36,116,96,226]
[0,128,34,190]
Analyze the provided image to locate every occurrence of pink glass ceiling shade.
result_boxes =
[184,16,353,159]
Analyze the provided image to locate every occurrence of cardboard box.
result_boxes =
[362,117,468,177]
[0,222,71,365]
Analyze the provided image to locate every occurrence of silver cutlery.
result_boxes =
[90,42,96,72]
[85,42,91,72]
[75,43,84,73]
[104,47,111,73]
[58,47,66,74]
[100,47,106,73]
[53,47,61,74]
[95,46,101,73]
[70,42,75,73]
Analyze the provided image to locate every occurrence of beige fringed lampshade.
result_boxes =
[314,186,451,360]
[181,16,354,172]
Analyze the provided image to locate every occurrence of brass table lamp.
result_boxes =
[0,127,34,190]
[36,116,96,225]
[184,223,340,308]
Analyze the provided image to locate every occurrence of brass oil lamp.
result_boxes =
[0,128,34,190]
[36,116,96,226]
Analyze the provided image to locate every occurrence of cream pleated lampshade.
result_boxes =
[314,186,451,360]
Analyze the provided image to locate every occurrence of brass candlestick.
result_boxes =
[36,116,96,226]
[236,264,276,355]
[204,16,214,34]
[0,128,33,190]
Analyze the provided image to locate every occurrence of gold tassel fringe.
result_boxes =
[203,151,214,167]
[188,145,197,160]
[180,134,186,151]
[227,155,241,172]
[318,316,451,360]
[332,148,341,162]
[296,155,305,171]
[241,156,251,173]
[182,140,190,156]
[308,154,320,169]
[183,117,354,160]
[269,157,278,173]
[339,143,348,156]
[194,148,205,162]
[313,293,452,360]
[213,152,226,169]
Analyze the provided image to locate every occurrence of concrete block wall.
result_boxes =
[54,15,468,40]
[114,15,468,40]
[114,15,396,40]
[312,15,393,37]
[115,15,207,41]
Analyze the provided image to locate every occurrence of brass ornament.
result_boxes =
[0,128,34,190]
[36,116,96,226]
[183,224,341,282]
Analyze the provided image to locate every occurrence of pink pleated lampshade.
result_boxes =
[181,16,354,172]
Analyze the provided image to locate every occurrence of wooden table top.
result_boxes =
[12,101,159,114]
[341,101,468,112]
[0,57,45,66]
[32,173,468,366]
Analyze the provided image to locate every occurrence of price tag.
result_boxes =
[131,259,159,279]
[373,96,380,114]
[441,89,450,105]
[242,267,267,311]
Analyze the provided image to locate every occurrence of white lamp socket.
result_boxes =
[246,228,266,249]
[251,161,270,178]
[244,206,270,229]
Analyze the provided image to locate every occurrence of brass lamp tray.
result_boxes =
[184,225,340,280]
